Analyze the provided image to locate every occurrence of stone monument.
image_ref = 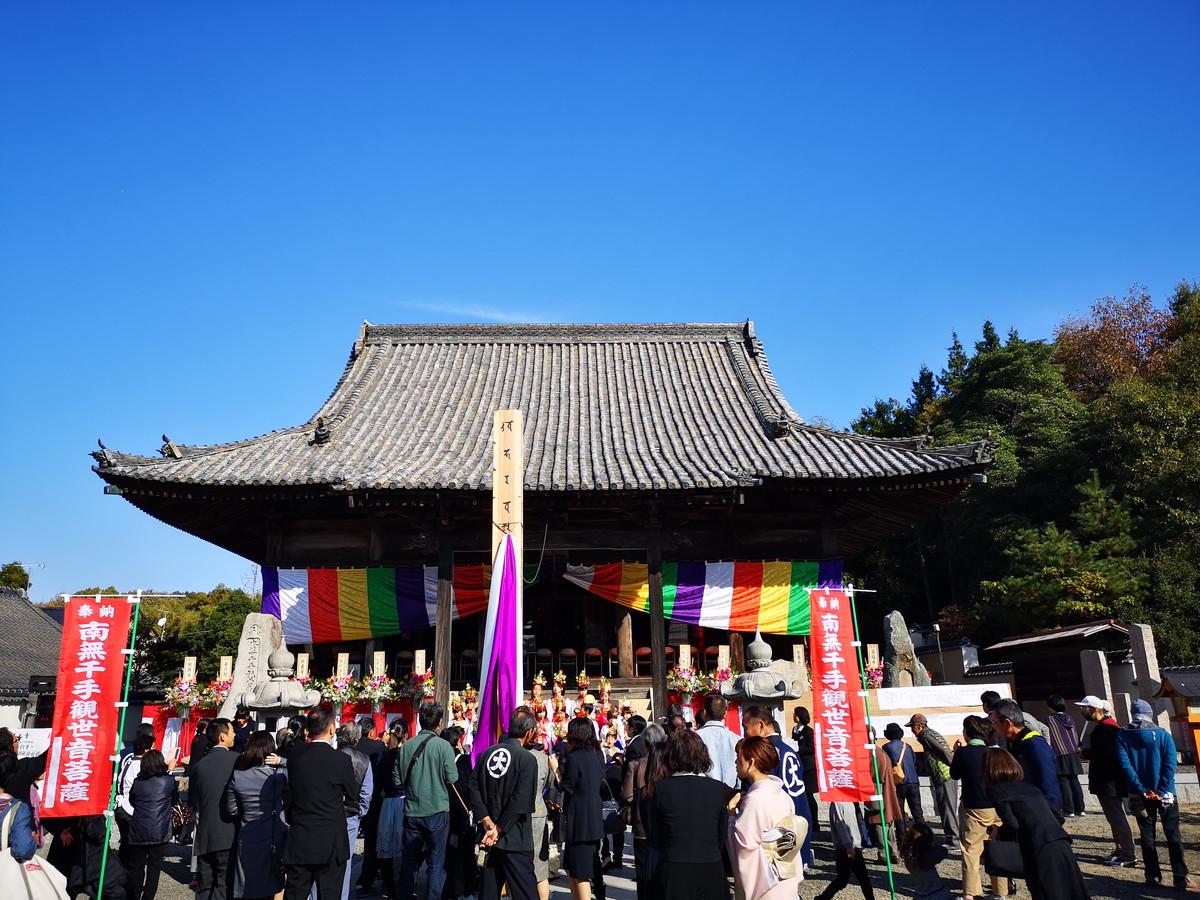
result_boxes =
[721,631,807,703]
[882,610,930,687]
[218,612,287,718]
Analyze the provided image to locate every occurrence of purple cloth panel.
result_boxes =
[473,537,519,763]
[395,566,427,629]
[818,559,844,589]
[261,567,281,618]
[670,561,707,625]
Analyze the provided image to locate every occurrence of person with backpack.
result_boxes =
[906,715,959,844]
[949,716,1008,900]
[729,736,803,900]
[882,723,924,826]
[0,753,38,862]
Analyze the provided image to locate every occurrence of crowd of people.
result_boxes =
[0,682,1196,900]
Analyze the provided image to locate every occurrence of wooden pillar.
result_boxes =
[730,633,745,673]
[648,538,667,721]
[618,611,634,678]
[434,531,454,713]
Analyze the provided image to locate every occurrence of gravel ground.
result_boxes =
[108,804,1199,900]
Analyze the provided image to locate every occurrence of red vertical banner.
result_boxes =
[810,589,875,802]
[42,596,134,818]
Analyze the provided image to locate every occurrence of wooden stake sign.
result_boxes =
[295,653,310,680]
[182,657,197,684]
[336,653,350,678]
[866,643,881,671]
[793,643,805,667]
[717,645,731,671]
[372,651,387,676]
[218,656,233,682]
[414,649,427,674]
[492,409,525,567]
[679,644,692,670]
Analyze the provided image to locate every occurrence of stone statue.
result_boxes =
[237,648,321,714]
[721,631,806,703]
[882,610,930,688]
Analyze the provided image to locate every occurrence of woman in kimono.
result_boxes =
[728,736,802,900]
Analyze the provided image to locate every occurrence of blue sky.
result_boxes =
[2,3,1197,600]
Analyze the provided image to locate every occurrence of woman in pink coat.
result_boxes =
[728,736,804,900]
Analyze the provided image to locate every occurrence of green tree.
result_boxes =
[0,562,30,592]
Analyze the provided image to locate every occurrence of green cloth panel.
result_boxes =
[367,567,400,635]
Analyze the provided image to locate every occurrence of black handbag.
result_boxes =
[600,780,624,835]
[983,839,1025,878]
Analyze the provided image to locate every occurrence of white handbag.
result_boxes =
[0,803,69,900]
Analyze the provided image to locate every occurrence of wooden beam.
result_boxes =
[618,612,634,678]
[434,530,453,713]
[492,409,525,705]
[648,537,667,721]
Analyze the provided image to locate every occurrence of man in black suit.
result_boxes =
[284,706,360,900]
[190,718,238,900]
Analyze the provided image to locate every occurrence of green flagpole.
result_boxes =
[847,584,897,900]
[97,589,142,900]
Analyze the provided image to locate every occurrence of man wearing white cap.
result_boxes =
[1076,695,1136,867]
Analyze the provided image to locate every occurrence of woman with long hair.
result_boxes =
[222,732,287,900]
[729,736,801,900]
[622,722,666,900]
[898,821,953,900]
[560,716,606,900]
[982,748,1089,900]
[646,729,730,900]
[950,715,1008,900]
[127,750,178,900]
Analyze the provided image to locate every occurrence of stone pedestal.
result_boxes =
[1129,624,1172,729]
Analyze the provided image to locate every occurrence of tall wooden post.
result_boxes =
[434,530,454,713]
[617,612,634,678]
[648,538,667,721]
[492,409,525,703]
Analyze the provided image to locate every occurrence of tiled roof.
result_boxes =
[985,620,1128,653]
[1159,666,1200,699]
[93,322,992,493]
[0,588,61,698]
[964,661,1014,678]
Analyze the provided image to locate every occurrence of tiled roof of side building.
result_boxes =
[92,321,993,493]
[0,588,62,698]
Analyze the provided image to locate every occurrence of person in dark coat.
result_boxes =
[882,722,925,825]
[191,719,240,900]
[126,750,178,900]
[1075,696,1136,866]
[982,748,1088,900]
[470,708,540,900]
[283,706,360,900]
[46,814,128,899]
[441,726,478,900]
[223,731,287,900]
[622,723,666,900]
[988,699,1062,815]
[644,729,730,900]
[792,707,820,834]
[560,718,606,900]
[187,719,214,773]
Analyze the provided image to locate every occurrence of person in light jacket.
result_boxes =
[223,732,287,900]
[728,736,801,900]
[0,753,38,862]
[127,750,179,900]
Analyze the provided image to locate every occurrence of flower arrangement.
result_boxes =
[164,676,203,709]
[411,668,436,698]
[864,664,884,689]
[575,672,590,690]
[321,674,358,705]
[667,665,699,693]
[359,674,396,704]
[711,667,733,684]
[200,678,233,708]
